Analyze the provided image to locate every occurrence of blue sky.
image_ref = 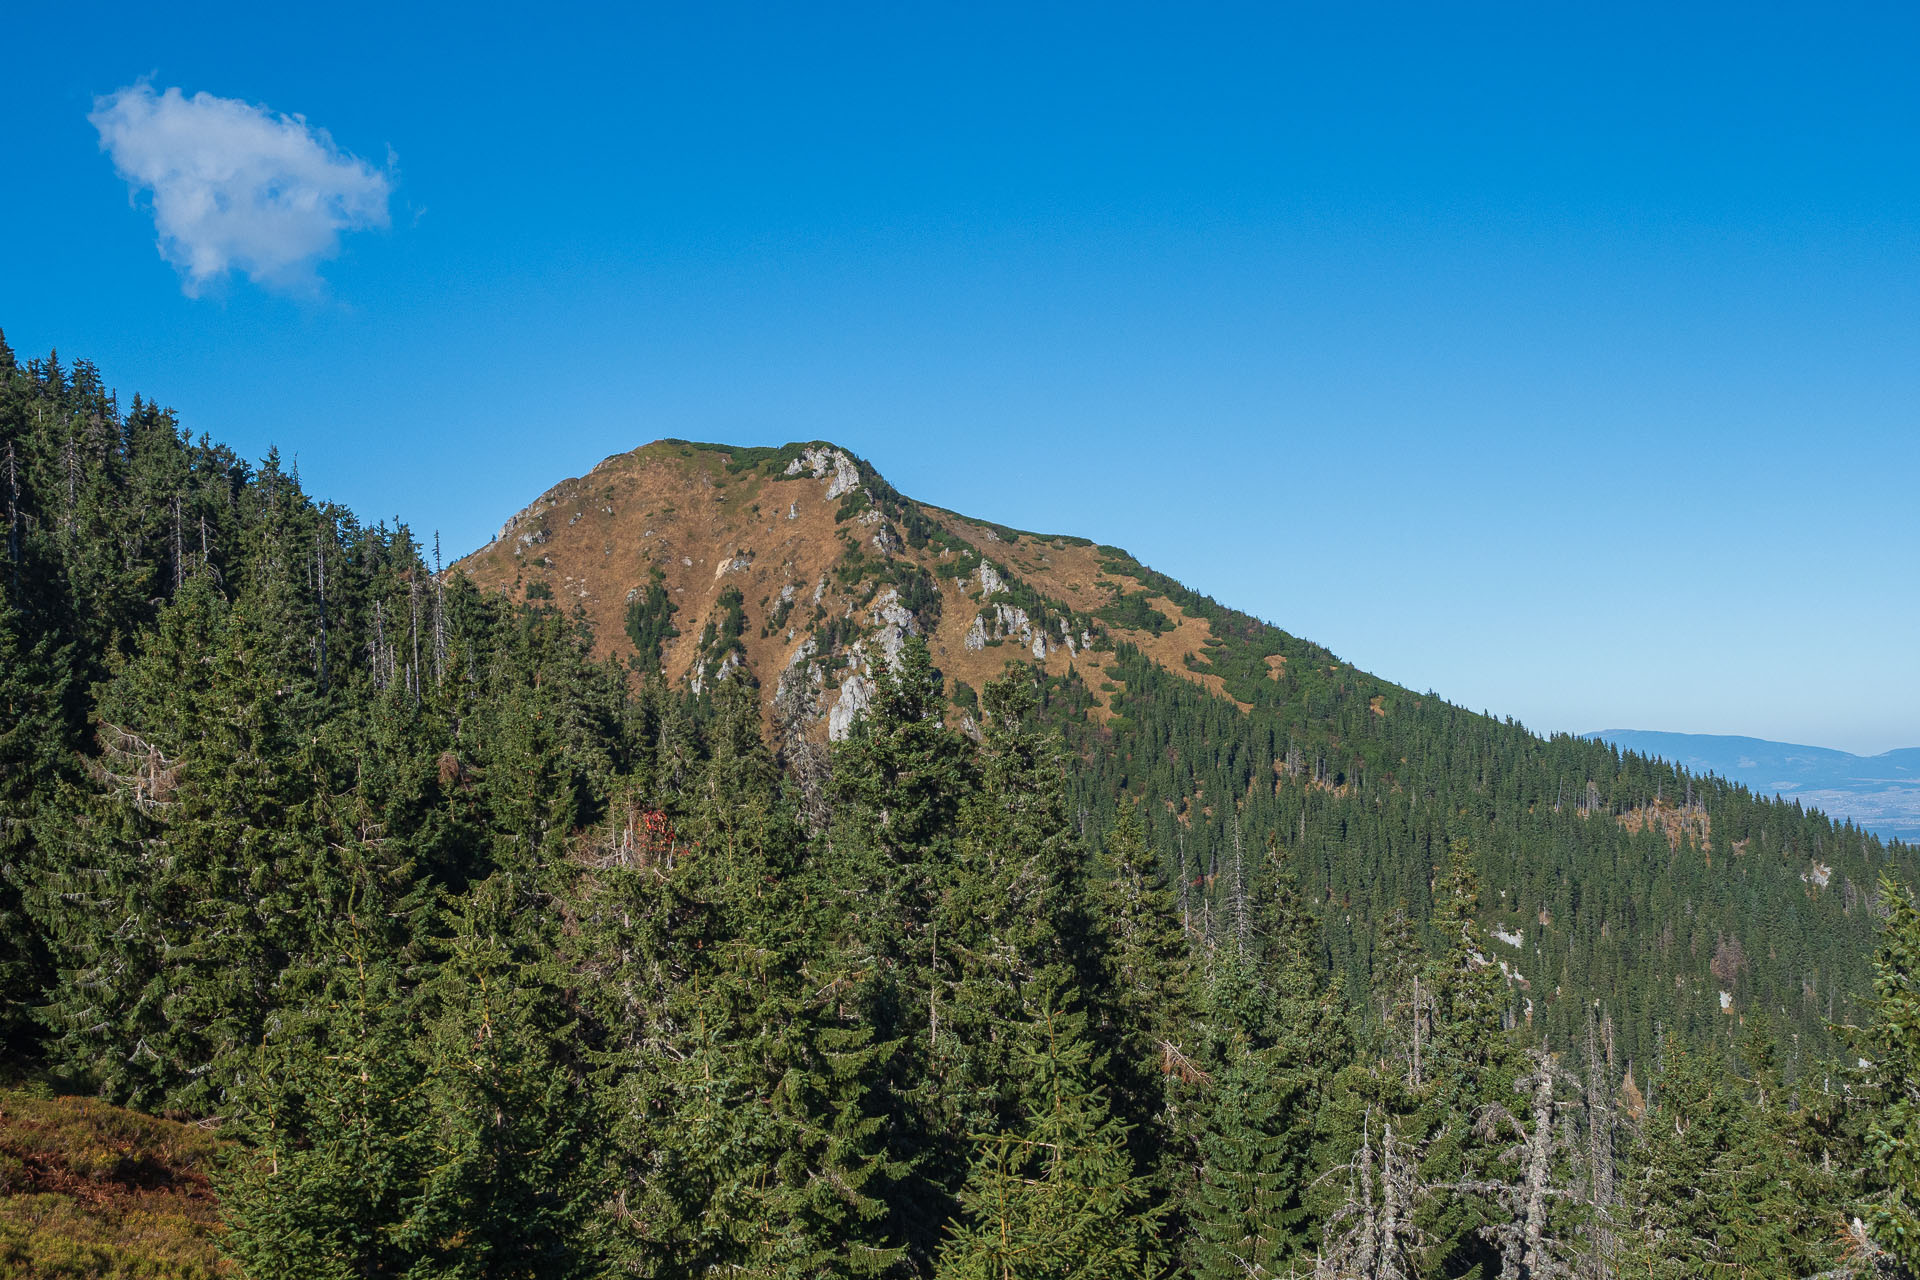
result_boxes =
[4,3,1917,752]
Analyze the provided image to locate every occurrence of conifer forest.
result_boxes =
[8,334,1920,1278]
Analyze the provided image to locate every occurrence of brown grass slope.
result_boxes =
[451,440,1239,730]
[0,1086,232,1279]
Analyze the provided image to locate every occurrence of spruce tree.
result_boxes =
[1862,874,1920,1270]
[1087,800,1195,1219]
[1187,839,1345,1277]
[828,635,977,1261]
[0,585,69,1064]
[220,878,436,1279]
[935,984,1165,1280]
[401,876,606,1279]
[33,580,332,1109]
[934,667,1093,1137]
[1186,1042,1300,1280]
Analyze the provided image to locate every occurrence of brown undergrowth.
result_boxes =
[0,1086,233,1279]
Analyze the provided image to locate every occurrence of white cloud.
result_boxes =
[91,82,392,295]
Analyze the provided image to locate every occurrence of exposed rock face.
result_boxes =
[775,637,825,729]
[977,561,1004,597]
[963,601,1059,656]
[829,672,874,741]
[690,648,744,696]
[785,446,862,501]
[485,496,556,554]
[869,587,918,668]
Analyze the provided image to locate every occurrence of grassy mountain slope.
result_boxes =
[457,439,1915,1069]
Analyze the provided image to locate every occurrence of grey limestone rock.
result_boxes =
[784,446,862,501]
[828,672,874,741]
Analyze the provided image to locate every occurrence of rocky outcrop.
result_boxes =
[962,601,1055,656]
[869,587,918,668]
[689,648,744,696]
[829,672,874,741]
[964,614,989,651]
[785,446,862,501]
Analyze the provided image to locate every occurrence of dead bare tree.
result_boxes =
[1580,1007,1618,1279]
[408,571,422,704]
[314,533,329,694]
[1231,817,1250,950]
[432,532,447,689]
[1317,1107,1430,1280]
[1453,1045,1585,1279]
[4,439,17,592]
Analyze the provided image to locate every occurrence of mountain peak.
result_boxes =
[452,438,1227,740]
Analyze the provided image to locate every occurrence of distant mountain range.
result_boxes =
[1590,730,1920,842]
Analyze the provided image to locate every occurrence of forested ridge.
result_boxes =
[6,333,1920,1277]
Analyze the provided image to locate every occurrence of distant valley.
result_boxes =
[1591,729,1920,841]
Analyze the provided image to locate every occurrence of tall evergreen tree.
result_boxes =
[0,585,69,1063]
[1861,874,1920,1271]
[935,987,1165,1280]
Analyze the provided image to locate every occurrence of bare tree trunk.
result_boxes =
[372,600,387,689]
[408,573,422,704]
[4,440,18,592]
[314,536,329,694]
[432,532,447,689]
[171,496,184,593]
[1355,1114,1379,1279]
[1380,1117,1410,1280]
[1232,818,1250,949]
[1522,1056,1556,1274]
[1584,1010,1617,1278]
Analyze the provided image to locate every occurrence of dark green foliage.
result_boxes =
[699,586,747,658]
[1616,1036,1848,1277]
[1186,1044,1301,1280]
[1053,634,1910,1072]
[1097,590,1173,636]
[935,987,1166,1280]
[1862,876,1920,1270]
[0,586,68,1055]
[624,565,679,667]
[829,545,947,634]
